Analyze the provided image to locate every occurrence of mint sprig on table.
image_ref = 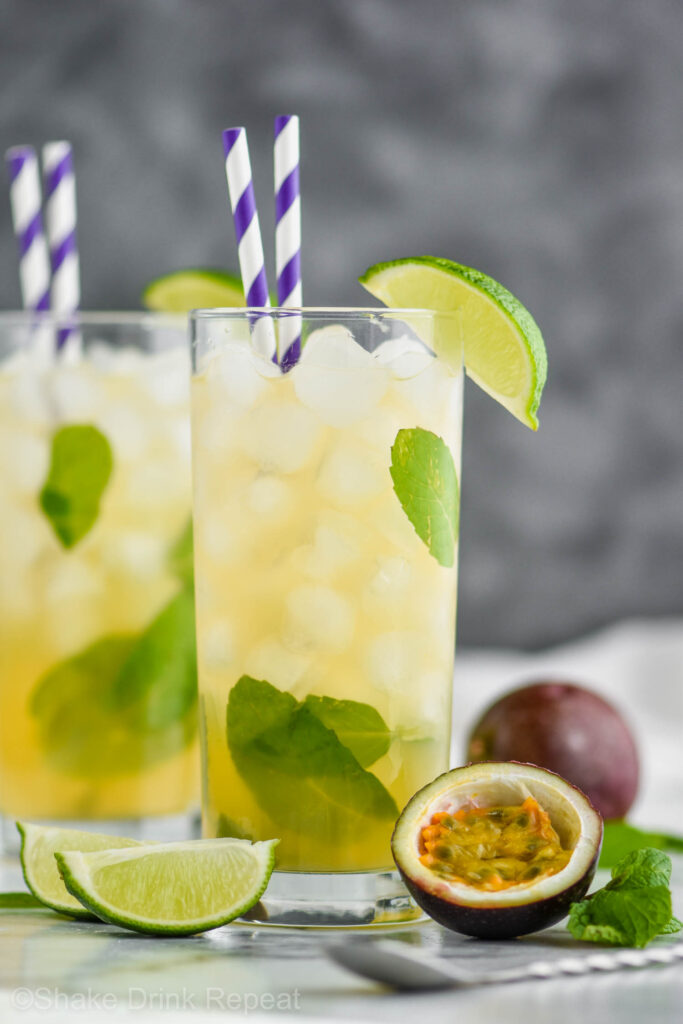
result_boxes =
[227,676,398,836]
[390,427,459,568]
[40,425,113,547]
[599,820,683,868]
[569,848,682,948]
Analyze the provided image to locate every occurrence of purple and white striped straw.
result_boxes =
[274,115,302,371]
[222,127,277,361]
[43,141,80,351]
[5,145,51,313]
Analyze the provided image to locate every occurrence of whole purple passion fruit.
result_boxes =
[392,761,602,939]
[466,681,639,820]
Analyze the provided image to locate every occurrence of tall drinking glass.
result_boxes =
[191,308,463,925]
[0,313,198,849]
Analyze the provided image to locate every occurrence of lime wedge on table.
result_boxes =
[360,256,547,430]
[17,821,144,919]
[55,838,278,935]
[142,269,244,313]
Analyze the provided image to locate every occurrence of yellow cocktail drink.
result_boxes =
[192,311,462,874]
[0,315,198,827]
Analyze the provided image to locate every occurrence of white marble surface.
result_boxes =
[1,618,682,1022]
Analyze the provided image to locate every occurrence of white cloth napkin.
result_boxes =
[453,617,683,830]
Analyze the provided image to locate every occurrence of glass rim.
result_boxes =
[190,306,459,320]
[0,310,185,327]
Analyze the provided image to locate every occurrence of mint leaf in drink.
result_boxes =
[390,427,459,568]
[568,848,677,948]
[600,820,683,868]
[169,519,194,586]
[227,676,398,837]
[661,916,683,935]
[31,591,197,776]
[112,588,198,730]
[303,695,392,767]
[39,425,113,548]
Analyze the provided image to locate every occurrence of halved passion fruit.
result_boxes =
[392,762,602,939]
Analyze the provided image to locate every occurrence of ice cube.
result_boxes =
[374,336,434,378]
[363,556,413,615]
[44,557,102,604]
[241,400,322,473]
[395,359,464,438]
[365,630,429,695]
[297,519,363,581]
[123,458,191,510]
[197,510,245,566]
[204,342,280,412]
[167,415,192,467]
[139,348,190,407]
[293,325,389,427]
[0,428,47,494]
[50,366,103,421]
[100,531,167,580]
[5,366,52,428]
[247,476,294,521]
[201,620,236,671]
[283,584,355,653]
[0,504,49,570]
[97,401,153,462]
[317,442,386,507]
[376,492,423,554]
[245,636,312,692]
[352,407,402,456]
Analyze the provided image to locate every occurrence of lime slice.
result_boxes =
[142,269,244,313]
[17,821,145,919]
[55,838,278,935]
[360,256,547,430]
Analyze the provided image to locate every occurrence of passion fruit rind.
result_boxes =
[392,761,603,940]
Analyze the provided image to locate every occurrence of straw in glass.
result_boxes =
[222,127,277,361]
[5,145,51,313]
[274,115,302,371]
[42,141,81,352]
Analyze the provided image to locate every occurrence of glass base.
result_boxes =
[238,869,423,927]
[0,809,201,856]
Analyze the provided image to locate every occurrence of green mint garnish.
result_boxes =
[169,519,194,587]
[111,588,197,730]
[599,820,683,868]
[390,427,459,568]
[303,694,391,767]
[31,590,197,776]
[227,676,398,836]
[39,425,113,548]
[568,848,681,948]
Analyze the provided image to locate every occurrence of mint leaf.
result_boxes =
[661,916,683,935]
[390,427,459,568]
[39,425,113,548]
[568,885,672,948]
[568,847,678,948]
[303,695,391,767]
[31,591,197,776]
[600,820,683,868]
[169,519,194,586]
[606,847,672,891]
[227,676,398,836]
[111,588,197,730]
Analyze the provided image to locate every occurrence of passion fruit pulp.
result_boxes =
[392,762,602,939]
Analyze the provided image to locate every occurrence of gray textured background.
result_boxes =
[1,0,682,648]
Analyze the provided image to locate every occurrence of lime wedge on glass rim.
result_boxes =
[17,821,145,919]
[55,838,278,935]
[360,256,547,429]
[142,269,244,313]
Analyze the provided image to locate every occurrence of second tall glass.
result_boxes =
[191,308,463,925]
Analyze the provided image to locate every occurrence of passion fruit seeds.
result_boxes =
[419,797,571,891]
